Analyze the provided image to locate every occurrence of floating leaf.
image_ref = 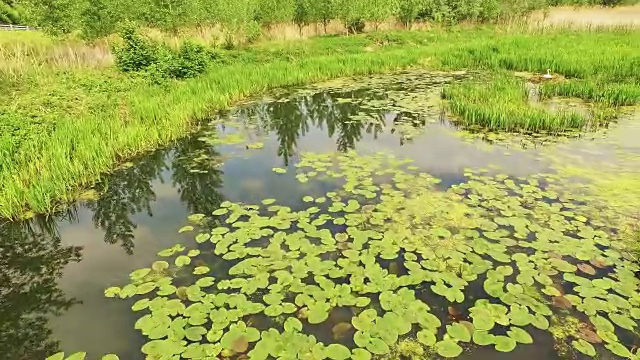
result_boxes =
[152,261,169,272]
[507,327,533,344]
[178,226,194,233]
[193,266,210,275]
[572,339,596,357]
[473,331,496,346]
[104,287,121,298]
[326,344,352,360]
[577,263,596,275]
[46,353,65,360]
[101,355,120,360]
[435,339,463,358]
[367,338,390,355]
[417,330,436,346]
[447,323,472,342]
[494,336,517,352]
[175,256,191,267]
[604,342,632,358]
[352,348,372,360]
[609,313,636,330]
[284,317,303,333]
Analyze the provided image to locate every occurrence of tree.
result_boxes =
[1,0,22,24]
[365,0,398,30]
[335,0,369,33]
[397,0,425,28]
[0,217,83,360]
[307,0,337,33]
[18,0,85,34]
[254,0,295,28]
[80,0,119,39]
[293,0,311,34]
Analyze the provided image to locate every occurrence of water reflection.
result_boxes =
[1,74,567,357]
[171,138,225,215]
[233,89,425,165]
[0,214,82,359]
[86,150,170,255]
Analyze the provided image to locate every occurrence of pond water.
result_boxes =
[2,70,639,360]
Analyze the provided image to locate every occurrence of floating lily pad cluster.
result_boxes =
[105,150,639,359]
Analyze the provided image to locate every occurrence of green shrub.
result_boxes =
[112,23,160,73]
[164,41,210,79]
[113,25,211,80]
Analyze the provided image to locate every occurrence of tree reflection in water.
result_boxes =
[0,84,431,358]
[0,211,82,359]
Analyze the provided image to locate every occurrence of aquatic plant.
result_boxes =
[441,75,606,132]
[101,150,640,359]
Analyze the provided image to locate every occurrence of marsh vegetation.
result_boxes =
[0,1,639,360]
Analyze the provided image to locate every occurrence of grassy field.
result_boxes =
[1,26,639,219]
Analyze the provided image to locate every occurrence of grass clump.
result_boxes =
[442,75,594,132]
[541,79,640,106]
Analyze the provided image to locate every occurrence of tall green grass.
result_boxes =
[541,80,640,106]
[441,75,595,132]
[1,26,639,219]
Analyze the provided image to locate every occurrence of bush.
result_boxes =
[164,41,210,79]
[112,22,159,73]
[113,24,212,80]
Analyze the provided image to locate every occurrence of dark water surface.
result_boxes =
[2,71,638,360]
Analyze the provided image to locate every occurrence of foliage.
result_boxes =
[0,0,22,24]
[441,75,608,132]
[112,23,210,79]
[112,22,160,73]
[91,147,640,359]
[254,0,296,27]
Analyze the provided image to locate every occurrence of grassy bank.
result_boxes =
[1,27,640,219]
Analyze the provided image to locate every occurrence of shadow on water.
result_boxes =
[1,71,630,358]
[0,213,83,359]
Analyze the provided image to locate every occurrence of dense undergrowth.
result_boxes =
[0,26,639,219]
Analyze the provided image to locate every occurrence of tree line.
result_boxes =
[10,0,633,38]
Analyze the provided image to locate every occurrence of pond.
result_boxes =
[2,70,639,360]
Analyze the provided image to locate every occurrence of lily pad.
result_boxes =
[572,339,596,357]
[435,339,463,358]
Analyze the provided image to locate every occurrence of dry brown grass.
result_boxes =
[529,4,640,27]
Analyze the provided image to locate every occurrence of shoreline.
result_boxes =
[1,25,638,220]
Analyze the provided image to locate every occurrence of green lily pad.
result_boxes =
[326,344,352,360]
[417,330,437,346]
[435,339,463,358]
[604,342,632,358]
[473,331,496,346]
[175,255,191,267]
[352,348,372,360]
[447,322,472,342]
[507,327,533,344]
[572,339,596,357]
[609,313,636,330]
[494,335,517,352]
